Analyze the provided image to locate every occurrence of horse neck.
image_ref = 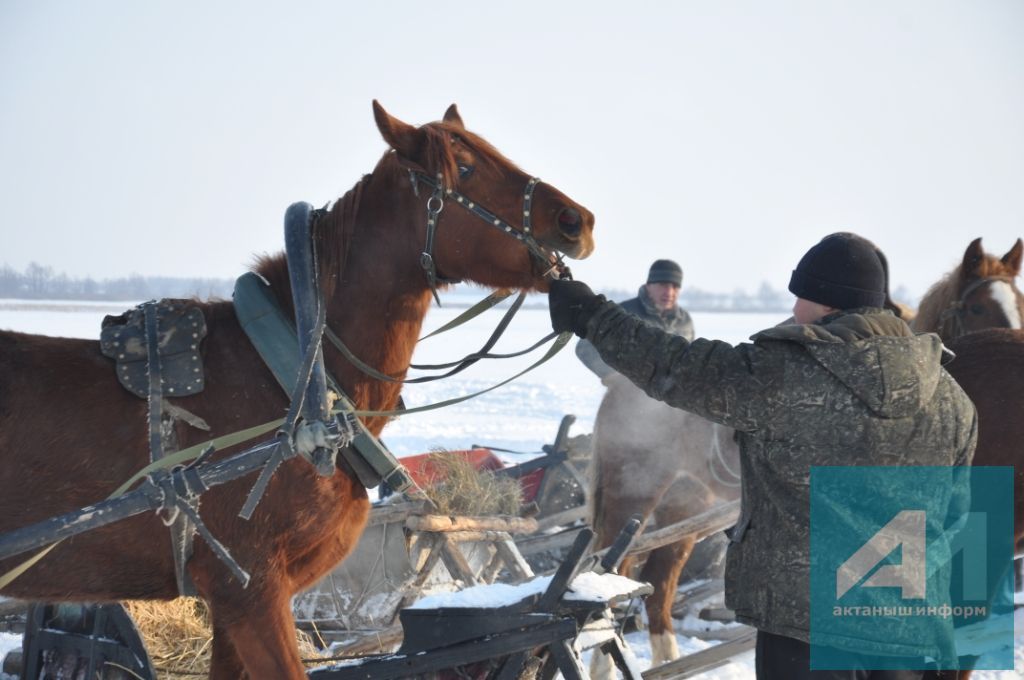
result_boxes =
[318,172,434,432]
[914,269,961,339]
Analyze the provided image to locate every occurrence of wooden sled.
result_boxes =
[309,521,649,680]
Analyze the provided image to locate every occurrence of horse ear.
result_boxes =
[962,237,985,277]
[443,104,465,129]
[373,100,422,159]
[1001,238,1023,275]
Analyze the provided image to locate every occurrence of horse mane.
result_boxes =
[253,175,368,303]
[914,268,961,335]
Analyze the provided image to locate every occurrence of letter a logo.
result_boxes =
[836,510,926,600]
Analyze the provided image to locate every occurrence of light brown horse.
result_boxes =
[0,102,594,679]
[588,375,740,673]
[913,237,1023,342]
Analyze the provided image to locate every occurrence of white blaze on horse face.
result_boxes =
[989,281,1023,329]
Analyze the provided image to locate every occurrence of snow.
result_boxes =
[0,300,1020,678]
[408,571,646,610]
[409,576,551,610]
[0,632,19,680]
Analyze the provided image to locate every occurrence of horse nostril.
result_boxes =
[557,207,582,238]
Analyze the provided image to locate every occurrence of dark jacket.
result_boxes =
[582,304,977,658]
[575,286,694,379]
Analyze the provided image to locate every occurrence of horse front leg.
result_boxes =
[208,585,306,680]
[638,538,695,666]
[640,473,714,667]
[209,620,246,680]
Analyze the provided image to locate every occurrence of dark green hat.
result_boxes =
[647,259,683,287]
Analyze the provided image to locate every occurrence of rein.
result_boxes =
[324,290,551,384]
[315,168,574,388]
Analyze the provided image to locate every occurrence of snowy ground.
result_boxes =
[0,297,1019,678]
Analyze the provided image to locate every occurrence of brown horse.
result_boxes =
[946,328,1024,551]
[913,240,1023,680]
[913,237,1023,342]
[0,102,594,679]
[934,328,1024,680]
[588,375,740,674]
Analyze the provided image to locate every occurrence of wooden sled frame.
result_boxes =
[310,521,648,680]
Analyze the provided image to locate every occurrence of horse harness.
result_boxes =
[95,170,576,595]
[100,300,211,596]
[408,171,568,304]
[939,275,1017,339]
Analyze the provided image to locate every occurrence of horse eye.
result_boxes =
[458,164,474,179]
[969,303,986,315]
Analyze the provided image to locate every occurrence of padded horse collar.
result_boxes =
[410,170,567,304]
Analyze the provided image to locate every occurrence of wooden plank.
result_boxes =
[603,634,645,680]
[441,530,522,543]
[516,526,585,557]
[535,505,588,532]
[675,624,752,643]
[405,515,538,534]
[493,536,535,581]
[438,535,480,586]
[642,627,756,680]
[409,533,443,579]
[550,638,587,680]
[313,623,405,657]
[310,618,578,680]
[367,500,429,526]
[396,534,445,612]
[626,501,739,557]
[478,547,506,584]
[536,529,593,610]
[699,607,736,623]
[493,650,530,680]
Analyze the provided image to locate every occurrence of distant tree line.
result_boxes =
[0,262,234,301]
[1,262,916,313]
[601,282,917,313]
[600,282,793,312]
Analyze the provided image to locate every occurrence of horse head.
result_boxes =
[952,237,1023,335]
[372,101,594,293]
[914,237,1023,341]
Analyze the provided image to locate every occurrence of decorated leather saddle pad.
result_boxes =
[100,300,207,399]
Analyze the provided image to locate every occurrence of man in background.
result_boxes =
[575,259,694,381]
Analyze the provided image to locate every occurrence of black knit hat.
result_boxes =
[788,233,887,309]
[647,259,683,287]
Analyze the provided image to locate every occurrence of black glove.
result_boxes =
[548,279,605,337]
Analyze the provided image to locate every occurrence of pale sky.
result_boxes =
[2,1,1022,299]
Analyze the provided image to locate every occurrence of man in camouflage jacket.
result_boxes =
[575,259,694,380]
[549,233,977,679]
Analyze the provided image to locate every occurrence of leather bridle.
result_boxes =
[939,276,1017,339]
[410,170,569,304]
